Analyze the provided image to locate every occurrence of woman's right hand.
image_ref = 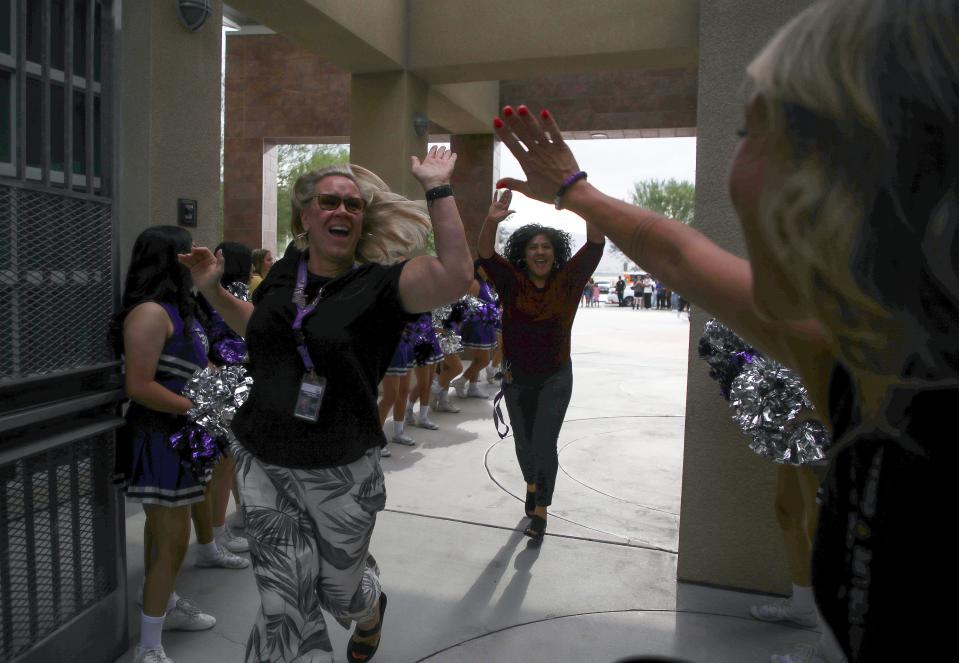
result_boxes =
[178,246,224,295]
[485,189,515,227]
[493,106,581,204]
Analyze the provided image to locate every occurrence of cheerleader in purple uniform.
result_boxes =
[111,226,220,663]
[451,263,498,399]
[404,313,443,429]
[486,284,503,383]
[378,326,415,452]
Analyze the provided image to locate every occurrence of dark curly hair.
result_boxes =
[503,224,573,271]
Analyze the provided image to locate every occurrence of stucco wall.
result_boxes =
[677,0,814,594]
[118,0,222,274]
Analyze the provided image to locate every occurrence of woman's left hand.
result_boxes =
[411,145,457,191]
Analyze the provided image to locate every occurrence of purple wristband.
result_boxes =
[554,171,587,209]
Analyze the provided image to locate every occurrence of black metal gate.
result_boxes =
[0,1,126,661]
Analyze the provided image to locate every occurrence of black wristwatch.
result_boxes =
[426,184,454,207]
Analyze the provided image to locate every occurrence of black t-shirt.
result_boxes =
[230,250,415,468]
[813,362,952,661]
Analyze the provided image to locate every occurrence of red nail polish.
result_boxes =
[493,117,504,128]
[495,182,506,189]
[517,105,529,116]
[503,106,513,117]
[541,109,551,120]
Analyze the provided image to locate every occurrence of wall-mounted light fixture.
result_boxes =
[176,0,212,32]
[590,132,609,139]
[412,113,430,137]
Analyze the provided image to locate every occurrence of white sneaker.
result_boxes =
[770,644,846,663]
[216,527,250,553]
[195,546,250,569]
[451,376,468,398]
[380,445,392,457]
[391,432,416,446]
[404,402,416,425]
[228,509,246,531]
[466,382,488,399]
[750,598,818,628]
[485,366,497,383]
[163,597,216,631]
[434,394,461,413]
[133,645,174,663]
[415,416,439,430]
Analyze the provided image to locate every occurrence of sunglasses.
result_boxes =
[308,193,366,213]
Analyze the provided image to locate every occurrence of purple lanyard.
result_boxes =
[291,256,358,374]
[292,258,325,375]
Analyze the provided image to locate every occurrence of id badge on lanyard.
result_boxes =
[291,256,328,422]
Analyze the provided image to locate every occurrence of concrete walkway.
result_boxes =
[116,305,821,662]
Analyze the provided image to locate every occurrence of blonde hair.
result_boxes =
[290,164,431,264]
[746,0,959,379]
[251,248,271,276]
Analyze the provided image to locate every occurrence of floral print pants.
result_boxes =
[232,443,386,663]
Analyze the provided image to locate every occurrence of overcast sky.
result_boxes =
[494,137,697,236]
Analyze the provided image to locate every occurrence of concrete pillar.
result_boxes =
[677,0,813,594]
[350,71,429,198]
[117,0,223,273]
[450,134,499,256]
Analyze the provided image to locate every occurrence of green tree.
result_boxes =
[276,144,350,250]
[606,178,695,260]
[630,178,695,224]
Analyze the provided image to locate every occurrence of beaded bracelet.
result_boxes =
[554,171,587,210]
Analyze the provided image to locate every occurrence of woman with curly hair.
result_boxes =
[179,148,472,663]
[491,1,956,658]
[478,190,605,541]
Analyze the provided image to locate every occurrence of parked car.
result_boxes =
[594,281,611,295]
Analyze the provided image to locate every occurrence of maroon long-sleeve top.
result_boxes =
[480,240,604,384]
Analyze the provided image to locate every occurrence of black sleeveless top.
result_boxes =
[813,362,954,661]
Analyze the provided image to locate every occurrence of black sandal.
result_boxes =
[524,515,546,541]
[347,592,387,662]
[525,490,536,517]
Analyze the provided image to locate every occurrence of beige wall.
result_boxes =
[350,71,429,198]
[677,0,813,594]
[408,0,698,83]
[118,0,223,274]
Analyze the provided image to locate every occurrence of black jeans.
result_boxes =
[502,361,573,507]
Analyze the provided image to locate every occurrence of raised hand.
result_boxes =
[493,106,580,204]
[485,188,515,226]
[178,246,224,295]
[410,145,457,191]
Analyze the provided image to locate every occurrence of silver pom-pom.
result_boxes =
[183,365,254,438]
[226,281,251,302]
[437,330,462,355]
[432,304,452,329]
[730,356,810,434]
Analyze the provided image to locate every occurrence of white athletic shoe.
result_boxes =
[133,645,174,663]
[770,644,847,663]
[380,445,392,457]
[216,527,250,554]
[466,382,488,399]
[433,394,461,413]
[163,597,217,631]
[750,598,818,628]
[228,509,246,531]
[415,416,439,430]
[485,366,497,383]
[451,376,468,398]
[195,546,250,570]
[404,402,416,425]
[391,432,416,446]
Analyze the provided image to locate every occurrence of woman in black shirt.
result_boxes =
[491,2,956,660]
[179,147,472,663]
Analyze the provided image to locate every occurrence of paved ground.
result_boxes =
[116,305,821,662]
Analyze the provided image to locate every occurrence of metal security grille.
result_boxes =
[0,429,117,661]
[0,183,114,383]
